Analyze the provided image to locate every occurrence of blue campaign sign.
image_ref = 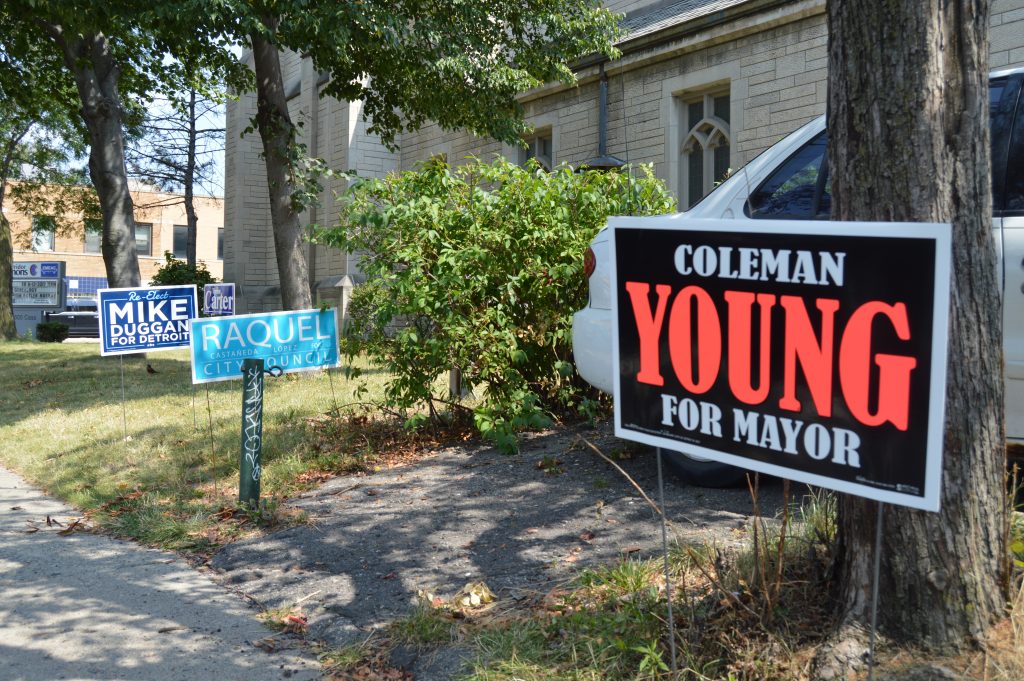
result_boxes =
[189,308,340,384]
[98,285,198,356]
[203,283,235,316]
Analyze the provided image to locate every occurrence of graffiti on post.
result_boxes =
[239,358,265,503]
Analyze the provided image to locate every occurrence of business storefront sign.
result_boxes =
[12,261,63,307]
[611,218,951,511]
[204,283,236,316]
[189,308,340,384]
[98,285,198,355]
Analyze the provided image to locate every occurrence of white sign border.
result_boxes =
[609,216,951,512]
[97,284,198,357]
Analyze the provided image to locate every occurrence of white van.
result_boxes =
[572,68,1024,486]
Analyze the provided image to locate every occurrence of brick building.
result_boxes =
[223,0,1024,315]
[7,185,224,299]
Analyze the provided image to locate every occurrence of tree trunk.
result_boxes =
[827,0,1005,657]
[185,88,198,268]
[0,211,16,340]
[250,24,313,310]
[43,25,140,289]
[0,128,28,340]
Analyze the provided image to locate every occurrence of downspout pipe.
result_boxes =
[582,63,627,171]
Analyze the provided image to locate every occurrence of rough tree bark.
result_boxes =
[820,0,1006,673]
[41,25,141,289]
[0,212,15,340]
[185,88,198,268]
[250,21,313,311]
[0,127,28,340]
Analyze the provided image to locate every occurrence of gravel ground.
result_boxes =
[209,420,795,678]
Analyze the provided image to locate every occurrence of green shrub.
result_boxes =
[36,321,70,343]
[149,252,218,315]
[318,156,676,450]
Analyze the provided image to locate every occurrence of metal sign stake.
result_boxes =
[867,501,885,681]
[205,384,218,499]
[119,355,128,446]
[656,448,679,677]
[326,366,340,417]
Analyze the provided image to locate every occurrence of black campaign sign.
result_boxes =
[611,218,951,511]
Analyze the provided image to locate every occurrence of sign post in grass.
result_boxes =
[239,358,264,505]
[189,308,341,505]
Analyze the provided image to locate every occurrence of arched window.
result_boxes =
[680,92,731,209]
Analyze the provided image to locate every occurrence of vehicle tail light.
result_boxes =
[583,247,596,279]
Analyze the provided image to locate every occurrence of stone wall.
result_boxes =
[992,0,1024,69]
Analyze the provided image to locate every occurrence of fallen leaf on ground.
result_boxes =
[579,530,596,542]
[253,637,278,652]
[456,581,496,608]
[58,518,87,535]
[259,606,309,634]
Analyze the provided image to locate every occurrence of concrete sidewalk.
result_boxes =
[0,467,320,681]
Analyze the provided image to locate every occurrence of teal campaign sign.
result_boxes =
[189,308,340,384]
[98,285,197,356]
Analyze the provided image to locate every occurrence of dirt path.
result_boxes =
[209,421,794,678]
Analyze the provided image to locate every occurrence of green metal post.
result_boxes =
[239,358,264,505]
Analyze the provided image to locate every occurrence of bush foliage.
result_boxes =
[319,156,675,450]
[149,252,218,315]
[36,321,70,343]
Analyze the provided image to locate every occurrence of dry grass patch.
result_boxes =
[356,489,1022,681]
[0,341,449,555]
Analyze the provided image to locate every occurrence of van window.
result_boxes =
[1004,79,1024,214]
[991,76,1021,213]
[747,132,830,218]
[749,76,1018,219]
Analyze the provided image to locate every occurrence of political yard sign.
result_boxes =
[98,285,198,356]
[204,283,235,316]
[611,218,951,512]
[189,308,340,384]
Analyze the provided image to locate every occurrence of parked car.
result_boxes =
[572,67,1024,486]
[45,297,100,339]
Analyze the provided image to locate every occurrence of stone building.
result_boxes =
[7,184,224,298]
[224,0,1024,315]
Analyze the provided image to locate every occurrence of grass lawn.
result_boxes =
[3,340,1022,680]
[0,339,393,552]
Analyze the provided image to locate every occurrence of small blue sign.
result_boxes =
[204,283,235,316]
[98,285,198,356]
[189,308,340,384]
[13,261,61,278]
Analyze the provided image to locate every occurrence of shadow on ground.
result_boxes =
[210,421,798,655]
[0,469,318,681]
